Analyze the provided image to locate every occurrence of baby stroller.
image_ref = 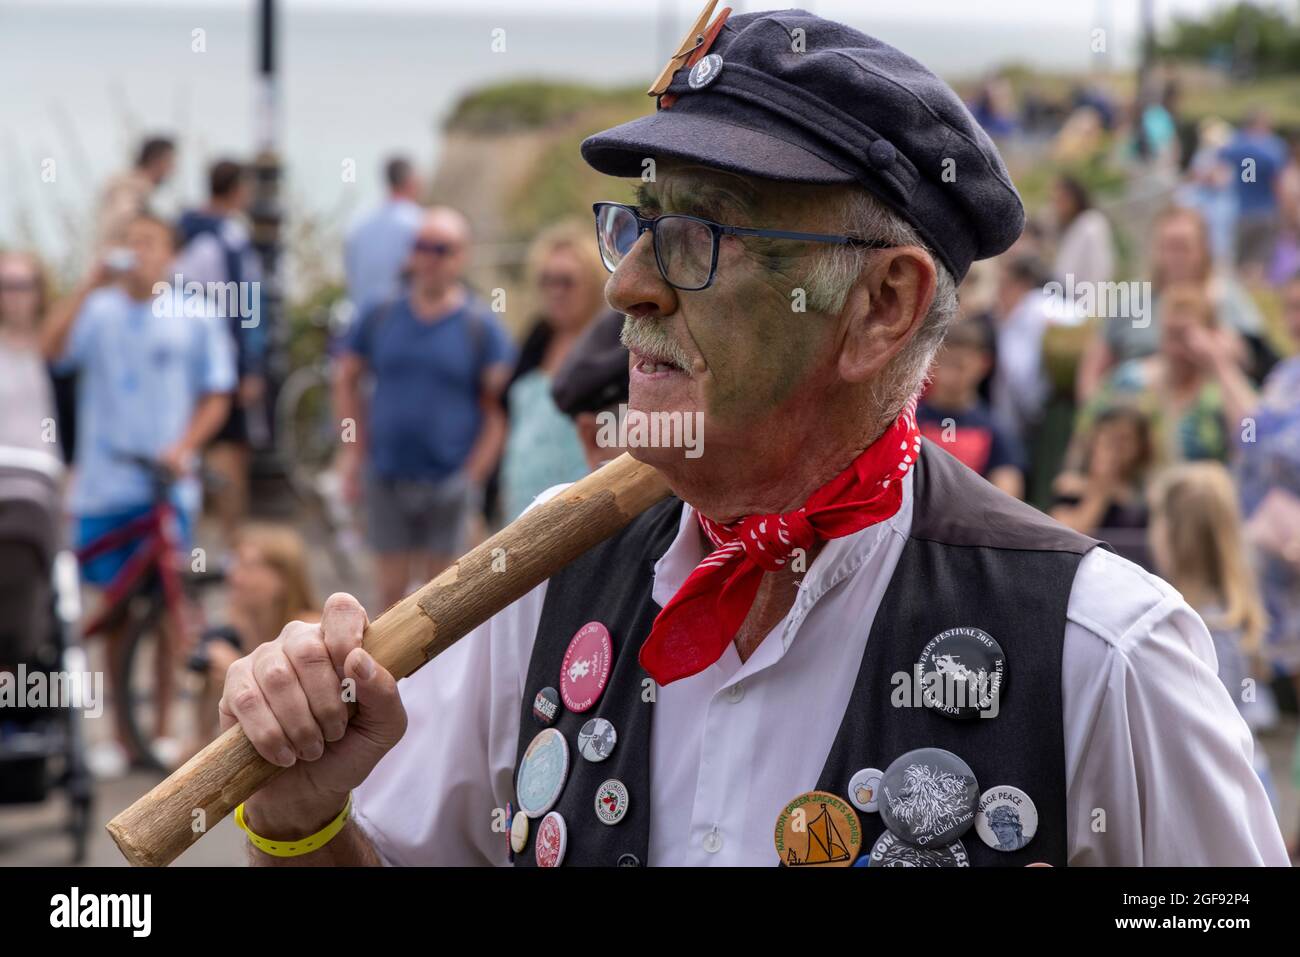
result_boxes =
[0,445,93,863]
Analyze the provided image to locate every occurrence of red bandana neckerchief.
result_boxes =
[638,397,922,685]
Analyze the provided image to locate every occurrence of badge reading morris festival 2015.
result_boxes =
[878,747,979,846]
[773,790,862,867]
[916,626,1006,719]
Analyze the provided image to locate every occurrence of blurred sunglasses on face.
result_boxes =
[413,239,458,257]
[416,237,462,256]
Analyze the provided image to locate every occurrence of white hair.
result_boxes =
[801,189,959,417]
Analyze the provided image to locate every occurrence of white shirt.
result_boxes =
[1053,208,1115,288]
[352,469,1288,866]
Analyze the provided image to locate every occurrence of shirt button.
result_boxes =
[725,682,745,703]
[702,826,723,854]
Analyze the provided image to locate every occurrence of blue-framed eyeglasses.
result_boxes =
[593,201,894,292]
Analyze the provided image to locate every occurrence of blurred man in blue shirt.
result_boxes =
[1220,110,1290,273]
[344,156,423,317]
[43,213,235,581]
[335,207,514,610]
[41,212,235,775]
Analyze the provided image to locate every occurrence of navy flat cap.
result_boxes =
[581,8,1025,281]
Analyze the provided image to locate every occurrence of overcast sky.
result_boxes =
[13,0,1277,26]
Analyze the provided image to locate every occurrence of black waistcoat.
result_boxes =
[513,442,1103,866]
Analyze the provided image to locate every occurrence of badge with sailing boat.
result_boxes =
[773,790,863,867]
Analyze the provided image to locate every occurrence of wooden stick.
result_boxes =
[106,453,672,866]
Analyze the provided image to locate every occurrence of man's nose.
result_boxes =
[604,233,678,319]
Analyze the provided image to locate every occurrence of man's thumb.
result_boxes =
[343,647,406,745]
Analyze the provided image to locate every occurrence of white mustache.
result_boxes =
[620,315,691,369]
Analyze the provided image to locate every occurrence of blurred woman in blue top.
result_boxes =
[500,221,608,519]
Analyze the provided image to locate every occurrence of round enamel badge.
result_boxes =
[509,806,529,855]
[848,767,884,813]
[773,790,862,867]
[866,831,971,867]
[917,626,1005,720]
[878,747,979,846]
[534,811,567,867]
[516,727,569,819]
[531,686,561,726]
[560,622,613,713]
[578,717,617,763]
[974,785,1038,852]
[594,778,629,825]
[687,53,724,90]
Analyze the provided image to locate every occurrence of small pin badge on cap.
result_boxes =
[532,686,561,726]
[535,811,567,867]
[878,747,979,846]
[773,790,862,867]
[975,785,1038,852]
[595,779,629,825]
[578,717,617,762]
[560,621,613,713]
[847,767,884,813]
[688,52,724,90]
[916,626,1006,720]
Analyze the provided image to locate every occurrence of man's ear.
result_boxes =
[835,246,937,384]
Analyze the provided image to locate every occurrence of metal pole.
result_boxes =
[250,0,282,451]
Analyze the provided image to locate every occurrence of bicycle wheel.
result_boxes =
[275,363,337,477]
[116,595,201,773]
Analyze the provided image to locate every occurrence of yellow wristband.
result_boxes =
[235,794,352,858]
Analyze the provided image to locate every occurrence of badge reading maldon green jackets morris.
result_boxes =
[773,790,862,867]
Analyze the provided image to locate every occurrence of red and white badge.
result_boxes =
[535,811,567,868]
[560,621,613,713]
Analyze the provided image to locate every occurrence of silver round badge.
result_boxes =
[595,778,629,825]
[516,727,569,819]
[687,53,724,90]
[848,767,884,813]
[974,785,1038,852]
[578,717,617,763]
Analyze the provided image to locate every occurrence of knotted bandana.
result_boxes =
[639,397,921,684]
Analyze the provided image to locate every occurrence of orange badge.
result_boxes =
[774,789,863,867]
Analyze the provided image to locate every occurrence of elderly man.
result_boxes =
[222,9,1285,866]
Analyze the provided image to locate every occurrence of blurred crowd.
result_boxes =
[2,69,1300,853]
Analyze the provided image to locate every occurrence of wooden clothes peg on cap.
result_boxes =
[646,0,721,97]
[659,6,732,109]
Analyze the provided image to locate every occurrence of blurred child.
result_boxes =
[1148,462,1276,808]
[188,524,319,745]
[918,319,1026,498]
[1052,403,1155,538]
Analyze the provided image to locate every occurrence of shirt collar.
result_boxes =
[651,465,916,614]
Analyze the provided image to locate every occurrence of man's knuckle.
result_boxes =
[258,659,296,692]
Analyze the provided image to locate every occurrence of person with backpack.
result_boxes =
[176,159,266,540]
[334,206,514,611]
